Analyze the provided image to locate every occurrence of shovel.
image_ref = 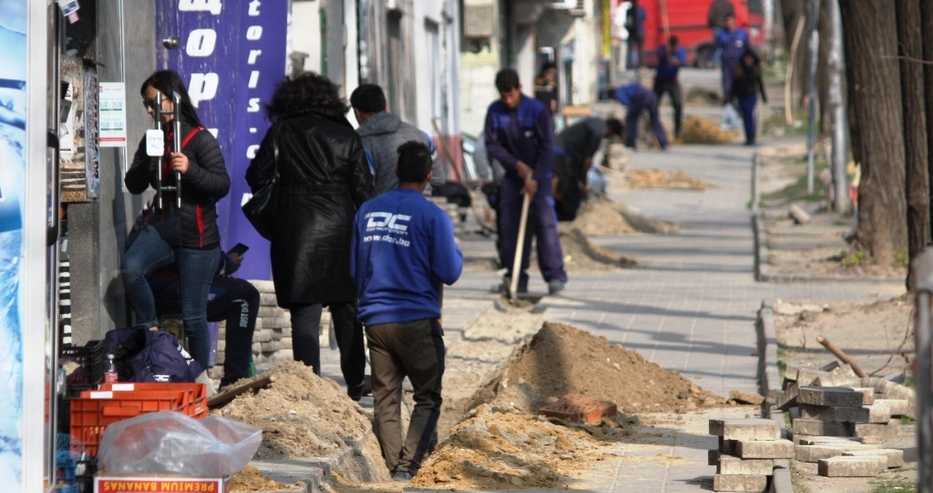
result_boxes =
[506,191,533,305]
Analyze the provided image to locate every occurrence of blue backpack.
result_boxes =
[105,325,204,383]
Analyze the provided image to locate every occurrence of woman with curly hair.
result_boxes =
[246,72,373,399]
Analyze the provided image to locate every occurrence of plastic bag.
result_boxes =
[98,411,262,476]
[720,103,740,131]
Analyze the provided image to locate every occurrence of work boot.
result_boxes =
[496,277,527,295]
[392,471,412,481]
[547,279,565,294]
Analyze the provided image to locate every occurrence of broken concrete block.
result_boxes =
[813,373,862,387]
[797,436,862,446]
[861,378,916,417]
[789,204,812,224]
[798,387,867,408]
[713,474,768,492]
[710,419,780,441]
[792,418,852,437]
[776,383,799,411]
[795,443,879,462]
[873,398,911,417]
[817,455,887,477]
[798,403,891,424]
[853,419,902,439]
[795,368,831,386]
[736,439,794,459]
[718,455,774,476]
[843,448,904,468]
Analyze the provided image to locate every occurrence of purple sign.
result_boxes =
[157,0,287,280]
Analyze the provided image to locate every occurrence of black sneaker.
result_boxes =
[392,471,412,481]
[547,279,565,294]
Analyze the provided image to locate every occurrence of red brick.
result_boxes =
[538,393,617,424]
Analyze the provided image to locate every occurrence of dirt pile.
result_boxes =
[557,226,637,271]
[412,406,614,490]
[678,116,739,144]
[213,361,390,483]
[571,196,679,236]
[472,322,725,415]
[229,466,302,492]
[626,169,713,190]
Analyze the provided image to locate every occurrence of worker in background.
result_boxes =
[553,117,623,221]
[712,13,749,101]
[624,0,647,69]
[730,49,767,146]
[613,82,669,150]
[653,36,688,139]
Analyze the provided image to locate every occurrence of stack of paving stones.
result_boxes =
[770,362,912,478]
[210,280,331,380]
[709,418,794,491]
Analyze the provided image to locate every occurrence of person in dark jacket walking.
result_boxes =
[731,49,767,145]
[484,69,568,295]
[654,36,688,138]
[351,141,463,481]
[121,69,230,370]
[350,84,445,195]
[246,72,374,400]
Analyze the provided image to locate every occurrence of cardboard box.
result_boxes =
[95,475,228,493]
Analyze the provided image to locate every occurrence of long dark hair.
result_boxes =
[265,72,349,122]
[140,70,203,127]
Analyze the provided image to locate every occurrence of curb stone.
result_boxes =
[758,301,794,493]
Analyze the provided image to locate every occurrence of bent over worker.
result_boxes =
[351,141,463,481]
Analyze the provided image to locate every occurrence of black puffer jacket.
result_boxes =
[246,112,373,308]
[125,121,230,250]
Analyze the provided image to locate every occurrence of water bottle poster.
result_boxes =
[0,0,27,489]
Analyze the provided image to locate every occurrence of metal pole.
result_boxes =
[153,92,164,210]
[173,92,182,209]
[913,247,933,493]
[825,0,849,212]
[805,0,819,195]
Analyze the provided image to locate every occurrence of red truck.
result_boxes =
[621,0,764,68]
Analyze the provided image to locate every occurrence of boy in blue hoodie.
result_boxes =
[351,141,463,481]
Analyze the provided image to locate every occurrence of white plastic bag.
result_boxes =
[720,103,740,131]
[98,411,262,476]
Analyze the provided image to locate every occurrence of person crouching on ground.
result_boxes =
[351,141,463,481]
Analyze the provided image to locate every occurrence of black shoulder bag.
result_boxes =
[242,126,279,240]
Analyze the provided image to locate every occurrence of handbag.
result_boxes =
[242,126,279,240]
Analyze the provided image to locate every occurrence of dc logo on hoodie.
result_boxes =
[365,212,411,232]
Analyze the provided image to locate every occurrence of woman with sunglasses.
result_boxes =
[121,69,230,371]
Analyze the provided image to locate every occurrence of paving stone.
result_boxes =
[798,403,891,423]
[873,398,911,417]
[776,383,798,411]
[718,455,774,476]
[813,373,862,387]
[795,443,879,462]
[710,419,780,441]
[817,455,887,477]
[796,436,862,446]
[797,387,868,408]
[713,474,768,492]
[736,439,794,459]
[842,448,904,468]
[791,418,852,437]
[853,419,902,438]
[720,437,738,455]
[709,449,721,465]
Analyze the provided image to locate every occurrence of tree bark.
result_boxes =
[921,1,933,241]
[896,0,930,288]
[780,0,808,113]
[840,0,907,266]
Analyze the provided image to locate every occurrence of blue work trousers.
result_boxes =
[625,90,669,149]
[737,94,757,144]
[121,224,220,369]
[498,177,567,288]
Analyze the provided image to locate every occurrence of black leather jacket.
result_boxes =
[125,121,230,250]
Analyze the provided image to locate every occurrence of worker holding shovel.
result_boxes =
[483,68,568,296]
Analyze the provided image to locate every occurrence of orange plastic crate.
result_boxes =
[69,383,207,456]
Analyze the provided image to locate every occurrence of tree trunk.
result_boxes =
[780,0,808,114]
[897,0,930,288]
[840,0,907,266]
[921,1,933,240]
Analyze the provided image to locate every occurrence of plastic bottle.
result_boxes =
[104,353,118,383]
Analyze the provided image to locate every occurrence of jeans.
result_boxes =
[737,95,757,144]
[121,224,220,369]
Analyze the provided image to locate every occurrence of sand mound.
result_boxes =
[557,226,637,271]
[229,466,302,492]
[471,322,725,415]
[572,197,680,236]
[627,169,713,190]
[412,406,616,490]
[213,361,390,482]
[679,116,740,144]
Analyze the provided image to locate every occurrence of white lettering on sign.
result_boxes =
[178,0,222,15]
[248,0,261,16]
[246,25,263,40]
[246,144,259,159]
[188,73,219,107]
[247,49,262,64]
[247,98,261,112]
[248,71,260,88]
[186,29,217,57]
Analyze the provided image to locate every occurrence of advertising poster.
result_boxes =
[157,1,288,280]
[0,0,27,490]
[98,82,127,148]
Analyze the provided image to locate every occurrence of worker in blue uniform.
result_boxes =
[614,82,669,150]
[483,68,568,295]
[713,13,750,101]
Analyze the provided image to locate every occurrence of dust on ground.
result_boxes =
[229,466,303,492]
[470,322,725,415]
[213,361,391,483]
[677,116,740,145]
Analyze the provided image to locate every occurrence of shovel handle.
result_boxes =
[509,192,532,297]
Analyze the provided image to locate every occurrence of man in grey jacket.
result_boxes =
[350,84,445,195]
